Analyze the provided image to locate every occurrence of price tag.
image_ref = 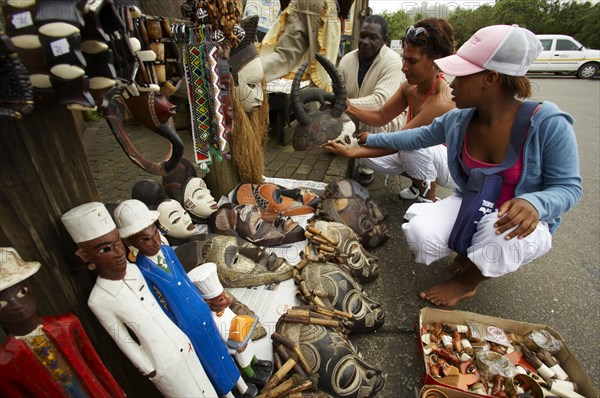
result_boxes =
[50,38,71,58]
[11,11,34,29]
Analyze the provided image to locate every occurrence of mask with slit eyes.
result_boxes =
[182,177,218,219]
[297,261,384,334]
[200,235,293,287]
[310,220,380,283]
[157,199,196,239]
[276,321,385,398]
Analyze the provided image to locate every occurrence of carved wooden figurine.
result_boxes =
[188,262,274,386]
[113,199,258,398]
[61,202,217,398]
[0,247,125,398]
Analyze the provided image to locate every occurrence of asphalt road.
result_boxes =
[353,75,600,397]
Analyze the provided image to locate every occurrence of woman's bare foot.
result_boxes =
[451,254,470,274]
[419,263,487,307]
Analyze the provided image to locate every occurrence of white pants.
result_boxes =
[360,145,457,189]
[402,195,553,277]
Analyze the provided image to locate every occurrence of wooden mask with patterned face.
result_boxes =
[276,321,385,398]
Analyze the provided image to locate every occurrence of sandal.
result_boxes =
[399,184,419,199]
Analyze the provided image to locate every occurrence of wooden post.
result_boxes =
[0,107,160,396]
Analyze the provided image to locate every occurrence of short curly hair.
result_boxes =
[401,18,455,59]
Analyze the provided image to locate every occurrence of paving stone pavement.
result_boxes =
[83,120,352,202]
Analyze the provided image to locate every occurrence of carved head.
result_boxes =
[123,91,176,131]
[277,321,385,397]
[291,53,358,151]
[62,202,129,280]
[0,248,42,336]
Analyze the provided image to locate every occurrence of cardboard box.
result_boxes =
[419,384,481,398]
[418,308,599,398]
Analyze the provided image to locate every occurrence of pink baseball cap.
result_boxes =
[434,25,543,77]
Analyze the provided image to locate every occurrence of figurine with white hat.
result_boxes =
[0,247,125,397]
[113,199,258,398]
[189,262,274,386]
[61,202,217,398]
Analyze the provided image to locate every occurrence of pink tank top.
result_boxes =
[462,137,523,207]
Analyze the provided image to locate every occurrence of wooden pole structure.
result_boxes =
[0,108,160,396]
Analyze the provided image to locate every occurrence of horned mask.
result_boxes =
[291,53,358,151]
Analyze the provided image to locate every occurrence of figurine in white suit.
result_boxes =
[61,202,217,398]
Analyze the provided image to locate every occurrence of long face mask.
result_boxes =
[297,261,385,334]
[310,220,380,283]
[276,321,385,398]
[200,235,293,287]
[235,57,263,114]
[157,199,196,239]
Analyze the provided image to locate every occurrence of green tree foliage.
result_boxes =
[382,0,600,50]
[492,0,550,32]
[448,5,495,47]
[380,10,412,41]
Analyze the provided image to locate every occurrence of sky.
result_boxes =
[369,0,497,15]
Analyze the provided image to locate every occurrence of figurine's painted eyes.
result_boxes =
[97,244,115,254]
[16,287,29,298]
[95,240,122,255]
[171,217,181,225]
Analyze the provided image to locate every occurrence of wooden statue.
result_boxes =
[188,262,274,386]
[60,203,217,398]
[113,199,258,398]
[0,247,125,398]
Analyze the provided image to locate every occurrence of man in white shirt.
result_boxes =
[338,15,405,185]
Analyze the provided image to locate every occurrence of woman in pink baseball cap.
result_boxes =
[327,25,582,307]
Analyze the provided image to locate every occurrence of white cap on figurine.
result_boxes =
[113,199,160,239]
[62,202,116,243]
[0,247,41,291]
[188,262,223,299]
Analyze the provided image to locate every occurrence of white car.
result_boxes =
[528,34,600,79]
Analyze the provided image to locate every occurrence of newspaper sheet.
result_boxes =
[229,279,301,360]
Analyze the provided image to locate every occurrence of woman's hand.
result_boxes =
[324,140,353,157]
[356,131,369,146]
[494,198,539,239]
